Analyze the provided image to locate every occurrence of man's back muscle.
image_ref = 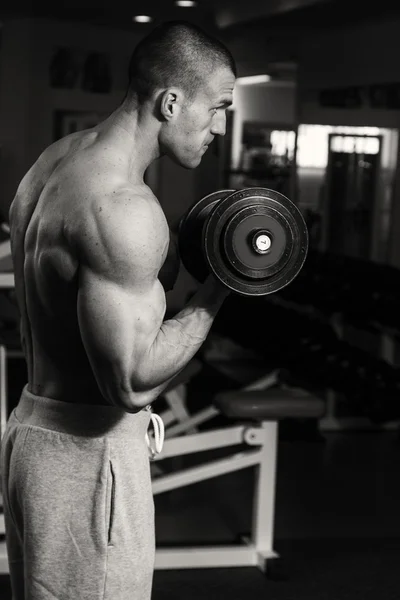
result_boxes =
[9,131,171,404]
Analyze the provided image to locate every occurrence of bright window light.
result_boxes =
[175,0,197,6]
[330,135,380,155]
[133,15,153,23]
[270,130,296,160]
[237,74,271,85]
[297,125,381,168]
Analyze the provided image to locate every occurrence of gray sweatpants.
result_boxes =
[0,385,155,600]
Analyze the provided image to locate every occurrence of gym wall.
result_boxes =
[0,18,140,216]
[297,12,400,270]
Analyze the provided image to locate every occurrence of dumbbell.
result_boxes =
[178,187,309,296]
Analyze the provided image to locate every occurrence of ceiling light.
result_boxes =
[175,1,197,6]
[133,15,153,23]
[237,74,271,85]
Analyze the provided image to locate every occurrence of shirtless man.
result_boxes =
[0,20,236,600]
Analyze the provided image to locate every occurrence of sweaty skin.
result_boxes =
[9,66,235,412]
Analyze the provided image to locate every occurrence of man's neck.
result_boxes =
[96,99,161,182]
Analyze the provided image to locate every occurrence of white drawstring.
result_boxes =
[145,407,165,460]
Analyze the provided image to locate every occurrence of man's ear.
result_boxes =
[160,88,181,121]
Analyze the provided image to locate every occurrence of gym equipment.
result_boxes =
[179,188,309,297]
[151,365,324,573]
[0,234,14,289]
[211,294,400,424]
[277,248,400,334]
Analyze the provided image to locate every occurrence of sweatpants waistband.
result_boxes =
[14,385,151,440]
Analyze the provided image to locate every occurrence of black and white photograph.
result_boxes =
[0,0,400,598]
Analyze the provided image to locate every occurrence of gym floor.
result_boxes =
[1,426,400,598]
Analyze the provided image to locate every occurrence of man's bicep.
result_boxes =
[77,266,166,407]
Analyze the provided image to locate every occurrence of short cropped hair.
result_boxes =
[127,20,236,103]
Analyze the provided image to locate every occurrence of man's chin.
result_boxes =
[172,155,202,170]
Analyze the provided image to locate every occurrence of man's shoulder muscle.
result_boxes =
[76,185,169,286]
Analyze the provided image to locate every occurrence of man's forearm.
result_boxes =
[133,277,229,404]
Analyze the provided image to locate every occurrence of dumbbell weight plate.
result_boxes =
[204,187,308,296]
[178,189,236,283]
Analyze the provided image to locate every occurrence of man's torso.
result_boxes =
[10,129,179,405]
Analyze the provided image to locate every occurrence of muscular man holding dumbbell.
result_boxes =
[0,21,236,600]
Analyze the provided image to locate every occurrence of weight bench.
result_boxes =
[153,386,325,572]
[156,356,282,441]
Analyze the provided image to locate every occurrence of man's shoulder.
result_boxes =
[89,182,164,227]
[76,182,168,264]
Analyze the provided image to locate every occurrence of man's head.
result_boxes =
[127,21,236,168]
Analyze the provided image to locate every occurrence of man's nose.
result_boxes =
[211,113,226,136]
